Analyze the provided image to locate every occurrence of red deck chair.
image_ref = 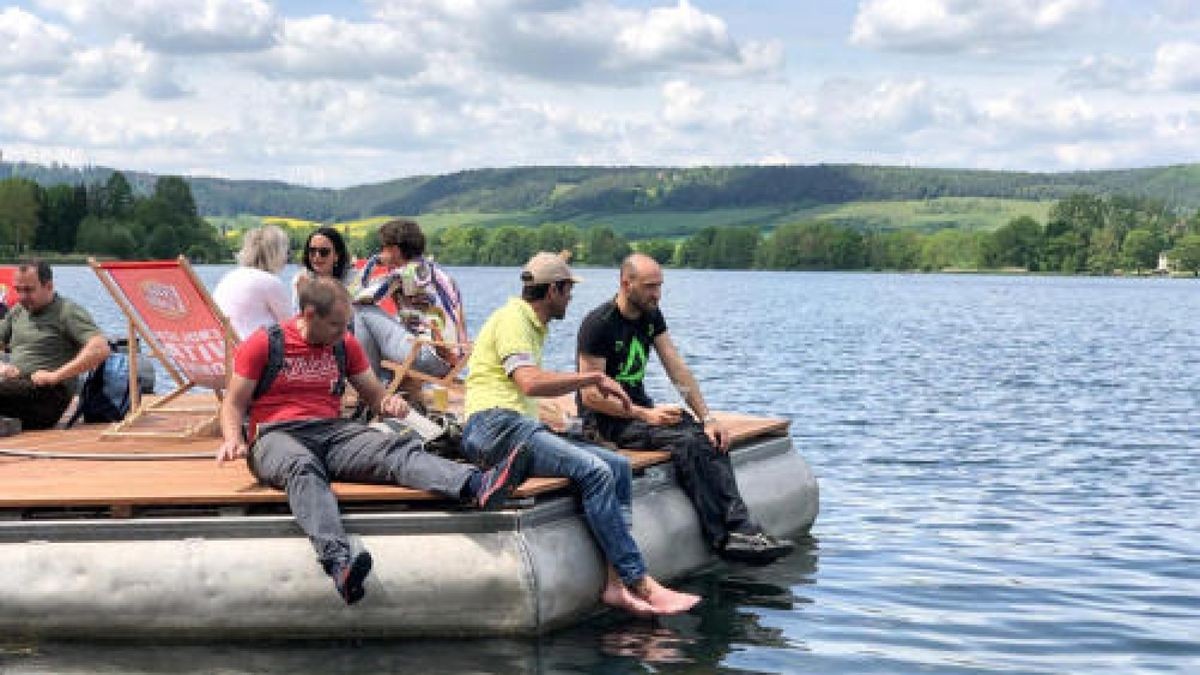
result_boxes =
[89,256,238,439]
[0,267,18,308]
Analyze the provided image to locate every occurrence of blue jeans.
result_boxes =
[462,408,646,585]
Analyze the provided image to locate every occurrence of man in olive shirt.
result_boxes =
[0,260,110,430]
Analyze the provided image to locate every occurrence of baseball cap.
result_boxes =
[521,251,583,286]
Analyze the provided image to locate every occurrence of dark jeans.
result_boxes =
[603,415,758,550]
[0,379,71,430]
[461,408,647,586]
[249,418,477,571]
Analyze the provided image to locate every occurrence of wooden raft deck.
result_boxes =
[0,403,788,517]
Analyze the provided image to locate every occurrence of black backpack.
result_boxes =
[251,324,347,401]
[69,340,156,425]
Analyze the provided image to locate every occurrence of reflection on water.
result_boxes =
[7,268,1200,672]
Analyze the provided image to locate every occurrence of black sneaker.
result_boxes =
[332,550,373,605]
[719,531,795,565]
[475,445,532,510]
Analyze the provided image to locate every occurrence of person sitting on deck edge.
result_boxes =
[459,251,701,617]
[0,259,111,431]
[576,253,794,564]
[215,277,530,605]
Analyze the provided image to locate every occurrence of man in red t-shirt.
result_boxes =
[216,278,529,605]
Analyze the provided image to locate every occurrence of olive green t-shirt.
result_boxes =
[0,294,102,395]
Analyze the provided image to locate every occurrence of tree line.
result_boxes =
[6,171,1200,276]
[422,193,1200,274]
[0,172,224,261]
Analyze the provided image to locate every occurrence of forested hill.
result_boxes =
[5,160,1200,220]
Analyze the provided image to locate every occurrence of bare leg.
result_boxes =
[633,576,701,615]
[601,567,657,618]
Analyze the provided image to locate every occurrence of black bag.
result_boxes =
[69,341,156,425]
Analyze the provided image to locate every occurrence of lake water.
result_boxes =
[5,267,1199,673]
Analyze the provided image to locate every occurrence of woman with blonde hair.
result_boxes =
[213,224,293,339]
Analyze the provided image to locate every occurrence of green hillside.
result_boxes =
[3,161,1196,238]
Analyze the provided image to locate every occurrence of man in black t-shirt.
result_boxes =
[576,253,793,564]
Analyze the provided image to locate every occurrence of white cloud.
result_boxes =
[58,38,169,98]
[850,0,1101,54]
[39,0,279,54]
[0,8,74,76]
[1060,54,1143,91]
[660,79,707,127]
[249,15,426,81]
[1,97,210,150]
[796,78,973,150]
[371,0,781,85]
[1148,41,1200,92]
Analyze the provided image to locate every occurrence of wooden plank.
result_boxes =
[0,395,789,511]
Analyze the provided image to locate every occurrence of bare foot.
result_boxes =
[601,578,658,618]
[635,576,700,615]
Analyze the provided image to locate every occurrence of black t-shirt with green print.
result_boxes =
[576,298,667,433]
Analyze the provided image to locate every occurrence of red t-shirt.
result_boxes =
[234,318,370,437]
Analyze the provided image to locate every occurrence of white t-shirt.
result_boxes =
[212,267,292,340]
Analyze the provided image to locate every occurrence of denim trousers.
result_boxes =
[250,418,476,572]
[462,408,647,586]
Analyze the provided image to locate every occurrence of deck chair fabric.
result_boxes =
[89,256,238,439]
[0,267,18,309]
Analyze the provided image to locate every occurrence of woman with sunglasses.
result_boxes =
[293,226,353,310]
[213,225,292,340]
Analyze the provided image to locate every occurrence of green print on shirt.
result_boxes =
[616,336,649,385]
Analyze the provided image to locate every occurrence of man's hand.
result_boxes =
[216,438,248,466]
[29,369,61,386]
[593,374,633,412]
[704,417,731,452]
[638,404,683,427]
[0,363,19,380]
[380,392,410,418]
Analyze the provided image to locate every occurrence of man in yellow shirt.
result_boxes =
[462,252,701,617]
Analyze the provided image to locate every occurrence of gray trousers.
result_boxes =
[249,418,476,571]
[352,305,451,382]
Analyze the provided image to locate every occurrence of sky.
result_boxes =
[2,0,1200,188]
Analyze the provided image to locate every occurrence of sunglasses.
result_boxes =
[307,246,333,257]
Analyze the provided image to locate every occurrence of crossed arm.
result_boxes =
[0,335,110,385]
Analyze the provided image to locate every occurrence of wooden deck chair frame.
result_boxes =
[381,338,471,400]
[89,256,238,439]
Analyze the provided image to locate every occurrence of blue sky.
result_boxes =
[2,0,1199,187]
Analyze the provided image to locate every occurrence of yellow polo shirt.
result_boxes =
[464,297,546,418]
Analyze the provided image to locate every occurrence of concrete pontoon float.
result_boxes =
[0,403,818,640]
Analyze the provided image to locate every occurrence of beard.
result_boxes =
[629,293,657,314]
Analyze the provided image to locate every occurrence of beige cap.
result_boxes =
[521,251,583,286]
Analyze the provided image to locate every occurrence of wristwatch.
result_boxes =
[702,414,717,425]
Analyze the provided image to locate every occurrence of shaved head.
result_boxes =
[621,252,660,281]
[618,252,664,316]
